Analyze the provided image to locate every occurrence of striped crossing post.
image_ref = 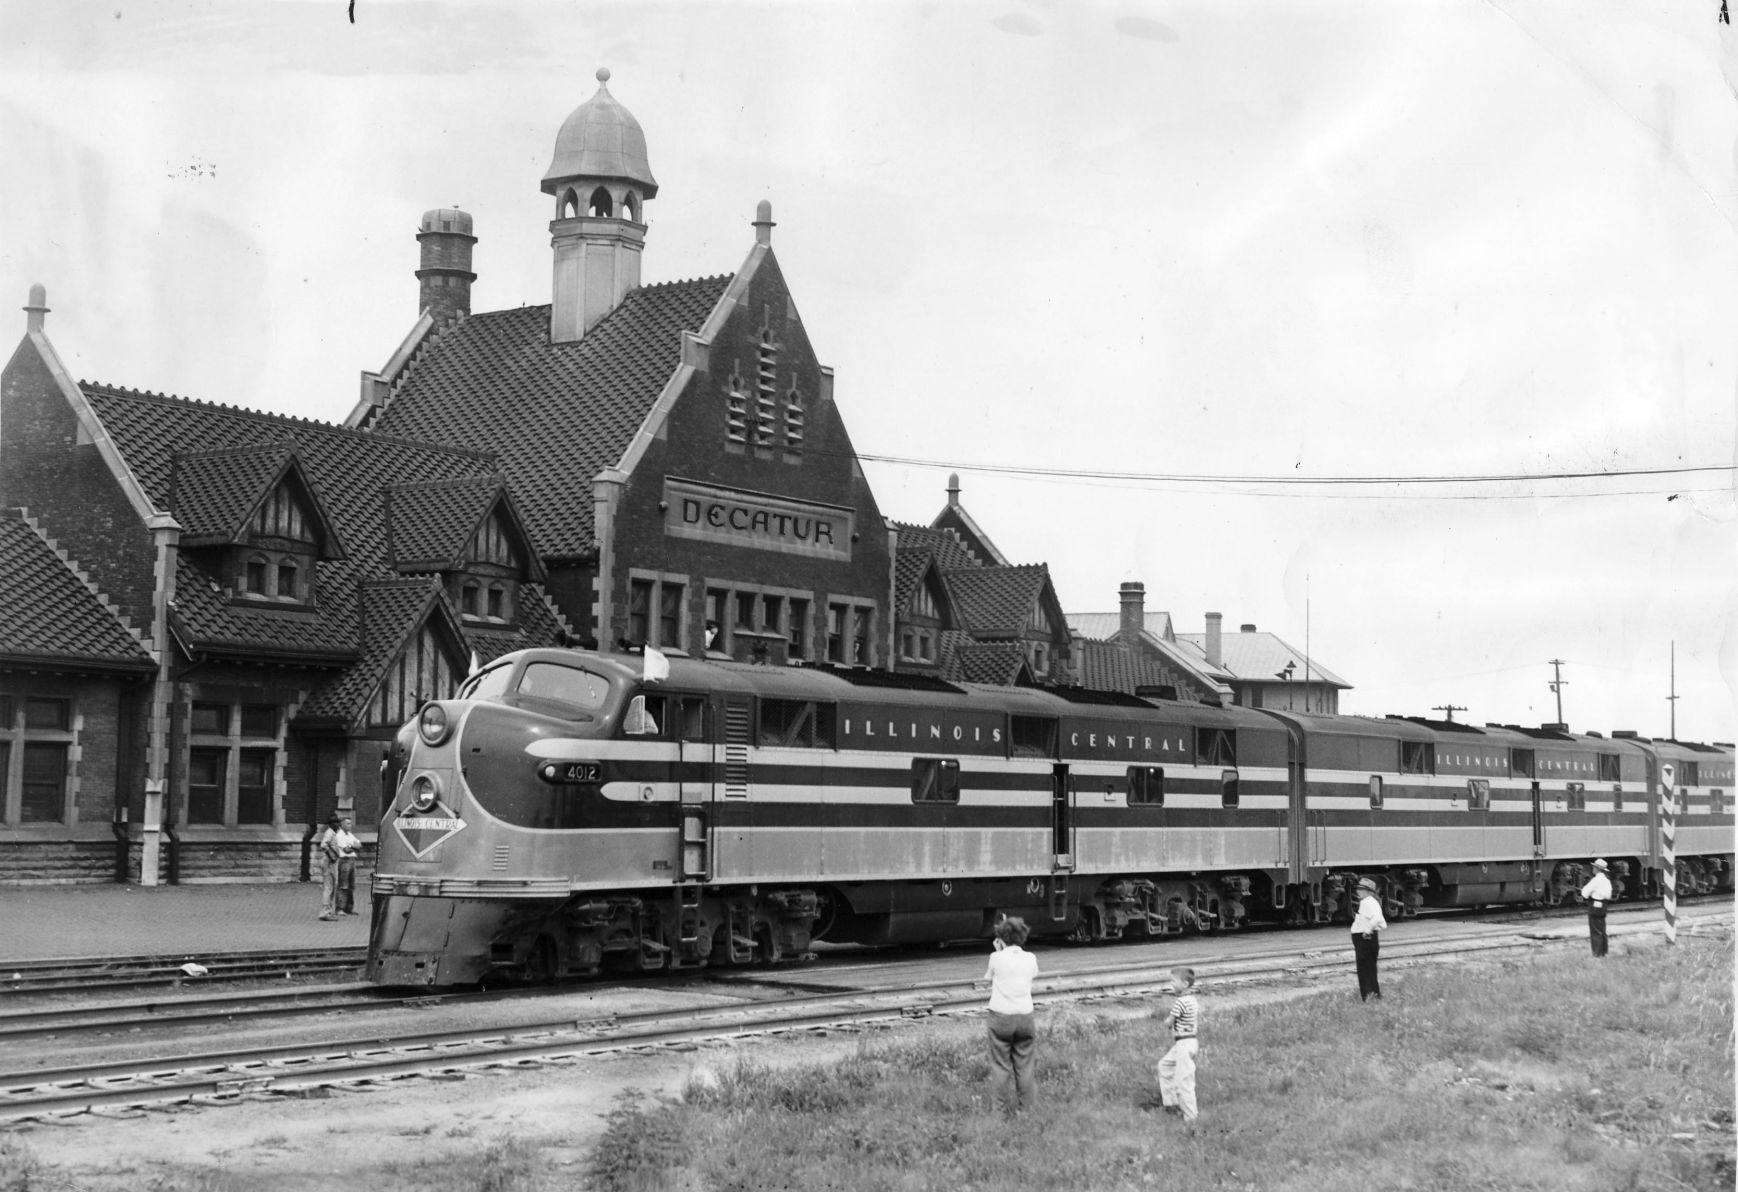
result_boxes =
[1660,763,1677,945]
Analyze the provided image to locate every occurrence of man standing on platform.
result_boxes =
[330,817,362,916]
[1581,858,1612,958]
[315,814,343,921]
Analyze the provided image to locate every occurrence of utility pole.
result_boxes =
[1547,659,1567,726]
[1667,640,1678,741]
[1432,704,1466,723]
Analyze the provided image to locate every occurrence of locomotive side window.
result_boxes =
[1566,782,1585,812]
[1011,716,1057,758]
[679,697,707,742]
[1399,741,1433,775]
[1466,779,1490,810]
[518,663,610,713]
[1597,754,1620,783]
[1509,749,1535,779]
[1611,784,1624,813]
[759,699,837,748]
[1197,728,1236,768]
[1369,775,1384,810]
[911,757,961,804]
[1127,765,1164,806]
[1712,789,1725,816]
[1679,761,1700,788]
[1220,769,1240,809]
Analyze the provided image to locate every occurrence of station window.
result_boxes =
[626,573,687,651]
[1127,765,1165,807]
[911,757,961,804]
[187,748,227,824]
[185,696,282,826]
[1369,775,1384,810]
[1,696,75,825]
[703,582,815,660]
[1220,769,1240,809]
[1466,779,1490,810]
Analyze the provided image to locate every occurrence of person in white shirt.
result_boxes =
[1580,858,1613,958]
[317,816,362,920]
[981,916,1040,1114]
[1157,967,1201,1125]
[1349,877,1388,1001]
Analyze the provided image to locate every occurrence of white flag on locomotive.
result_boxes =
[642,645,671,683]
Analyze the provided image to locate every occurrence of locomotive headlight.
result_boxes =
[410,774,440,813]
[418,703,451,746]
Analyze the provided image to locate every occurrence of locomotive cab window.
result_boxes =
[1369,775,1384,810]
[1220,769,1240,809]
[1466,779,1490,810]
[518,662,610,717]
[622,694,660,736]
[461,662,515,702]
[911,757,961,804]
[1127,766,1164,806]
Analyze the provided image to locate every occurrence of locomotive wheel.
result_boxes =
[1068,906,1100,944]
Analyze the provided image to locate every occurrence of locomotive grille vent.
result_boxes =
[492,845,510,872]
[724,699,751,798]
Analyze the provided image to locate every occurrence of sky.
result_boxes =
[2,0,1734,744]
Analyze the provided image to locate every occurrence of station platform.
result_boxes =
[0,881,371,964]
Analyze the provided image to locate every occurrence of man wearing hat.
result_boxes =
[1580,859,1613,958]
[314,814,361,921]
[1349,876,1388,1001]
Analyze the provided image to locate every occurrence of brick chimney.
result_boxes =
[416,208,476,327]
[1205,612,1223,667]
[1118,582,1146,642]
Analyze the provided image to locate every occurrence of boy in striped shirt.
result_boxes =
[1158,967,1200,1124]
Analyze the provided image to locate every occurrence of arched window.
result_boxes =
[561,189,579,220]
[621,193,640,223]
[588,186,613,218]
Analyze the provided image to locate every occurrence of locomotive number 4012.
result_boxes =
[539,761,602,784]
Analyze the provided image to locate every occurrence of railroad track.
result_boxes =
[2,903,1726,1125]
[0,947,368,995]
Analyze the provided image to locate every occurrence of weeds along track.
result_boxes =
[0,947,369,995]
[1,902,1727,1126]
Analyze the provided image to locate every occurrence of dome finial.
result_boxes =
[596,67,611,84]
[24,283,49,333]
[753,199,775,246]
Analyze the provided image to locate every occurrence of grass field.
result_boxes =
[582,935,1735,1192]
[1,933,1730,1191]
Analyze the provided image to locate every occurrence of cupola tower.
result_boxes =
[542,68,659,344]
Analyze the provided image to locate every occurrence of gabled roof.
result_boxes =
[0,509,154,673]
[1073,636,1176,697]
[385,475,547,582]
[1175,629,1351,689]
[931,500,1009,566]
[169,439,345,558]
[949,640,1031,687]
[366,277,734,557]
[81,383,502,659]
[943,563,1054,639]
[297,579,468,724]
[1066,610,1175,643]
[892,522,986,570]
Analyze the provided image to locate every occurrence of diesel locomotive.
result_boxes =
[365,647,1734,986]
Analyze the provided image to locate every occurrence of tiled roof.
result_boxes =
[1066,610,1175,643]
[386,475,511,572]
[298,579,460,723]
[950,641,1030,686]
[891,522,983,570]
[169,441,290,542]
[368,278,734,557]
[0,509,154,672]
[943,563,1050,638]
[1175,630,1351,688]
[83,383,499,659]
[892,547,937,616]
[1073,637,1175,696]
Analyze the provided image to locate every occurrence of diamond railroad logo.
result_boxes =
[393,799,467,858]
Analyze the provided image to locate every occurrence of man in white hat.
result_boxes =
[1349,876,1388,1001]
[1580,859,1613,958]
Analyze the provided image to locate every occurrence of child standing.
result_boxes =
[1157,967,1200,1125]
